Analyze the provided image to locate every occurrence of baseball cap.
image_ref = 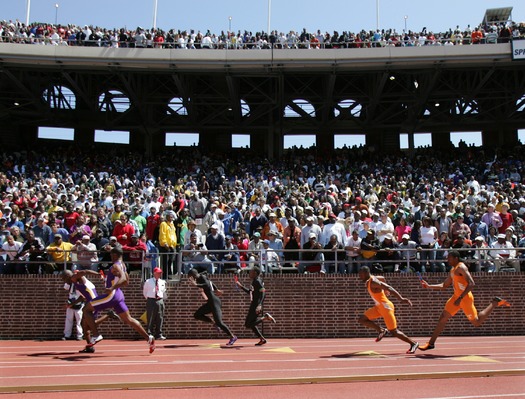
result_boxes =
[82,235,90,240]
[402,234,410,240]
[263,239,271,245]
[153,267,162,274]
[309,232,317,239]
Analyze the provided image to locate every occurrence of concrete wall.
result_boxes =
[0,273,522,341]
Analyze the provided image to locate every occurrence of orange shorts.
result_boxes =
[364,301,397,330]
[444,293,478,321]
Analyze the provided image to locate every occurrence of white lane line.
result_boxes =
[0,363,523,381]
[412,395,525,399]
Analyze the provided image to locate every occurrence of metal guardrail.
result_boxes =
[1,36,521,49]
[2,246,522,279]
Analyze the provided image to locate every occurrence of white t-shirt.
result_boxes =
[420,226,437,245]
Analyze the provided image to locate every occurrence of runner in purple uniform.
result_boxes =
[60,269,120,353]
[81,247,156,354]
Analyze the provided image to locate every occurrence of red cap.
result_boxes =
[153,267,162,274]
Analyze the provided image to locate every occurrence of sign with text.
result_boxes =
[512,40,525,60]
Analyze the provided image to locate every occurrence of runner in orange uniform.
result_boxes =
[419,250,510,351]
[358,266,419,354]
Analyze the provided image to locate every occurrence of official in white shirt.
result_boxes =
[143,267,167,340]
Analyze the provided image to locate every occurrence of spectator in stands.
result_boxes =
[122,233,148,273]
[471,236,494,272]
[398,233,420,272]
[489,233,520,272]
[33,217,53,246]
[300,215,322,247]
[300,233,325,274]
[450,214,471,241]
[205,224,225,273]
[182,232,214,274]
[131,205,147,236]
[419,217,438,272]
[159,211,177,278]
[261,239,281,273]
[481,204,502,232]
[266,230,284,261]
[46,233,74,273]
[344,230,361,273]
[222,235,240,273]
[74,234,99,271]
[360,230,380,268]
[283,218,301,267]
[377,233,400,272]
[0,235,23,274]
[247,232,264,269]
[70,215,92,245]
[323,234,345,273]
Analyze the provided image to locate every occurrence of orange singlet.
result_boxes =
[363,277,397,330]
[444,262,478,320]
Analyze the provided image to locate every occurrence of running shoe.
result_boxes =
[255,338,267,346]
[375,328,388,342]
[156,335,167,340]
[106,309,121,320]
[79,346,95,353]
[148,335,156,354]
[418,342,435,351]
[86,335,103,347]
[406,342,419,354]
[264,313,276,323]
[493,297,511,307]
[226,336,238,346]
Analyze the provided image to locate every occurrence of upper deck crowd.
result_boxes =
[0,17,524,49]
[0,140,524,275]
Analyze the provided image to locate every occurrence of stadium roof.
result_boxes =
[481,7,513,27]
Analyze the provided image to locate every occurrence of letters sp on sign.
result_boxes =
[512,40,525,60]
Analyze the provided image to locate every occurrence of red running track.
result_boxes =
[1,336,524,398]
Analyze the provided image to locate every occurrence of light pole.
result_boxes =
[376,0,379,31]
[153,0,158,30]
[55,4,59,26]
[267,0,271,36]
[26,0,31,26]
[404,15,408,33]
[229,16,232,34]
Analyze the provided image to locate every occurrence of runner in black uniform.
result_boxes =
[235,266,276,345]
[188,268,237,346]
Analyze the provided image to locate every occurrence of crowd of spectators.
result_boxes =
[1,18,524,49]
[0,140,524,276]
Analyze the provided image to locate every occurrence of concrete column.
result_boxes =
[316,132,334,154]
[432,131,451,149]
[199,131,231,153]
[482,128,518,148]
[0,124,38,148]
[74,128,95,147]
[366,130,400,152]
